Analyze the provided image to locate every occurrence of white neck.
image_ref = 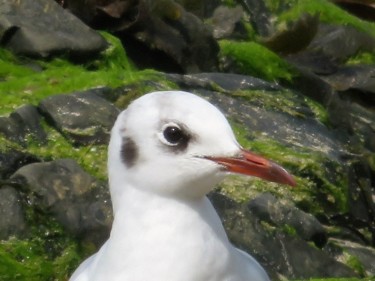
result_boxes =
[91,182,238,281]
[111,183,228,242]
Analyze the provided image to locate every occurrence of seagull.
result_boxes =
[70,90,296,281]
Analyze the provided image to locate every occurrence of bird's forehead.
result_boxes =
[126,92,224,127]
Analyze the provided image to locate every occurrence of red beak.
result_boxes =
[205,149,296,187]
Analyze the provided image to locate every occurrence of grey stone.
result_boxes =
[325,238,375,276]
[0,185,27,239]
[0,149,39,179]
[248,193,327,247]
[238,0,272,37]
[0,115,24,144]
[11,104,47,143]
[11,159,112,246]
[212,6,244,39]
[0,0,107,58]
[38,88,120,145]
[347,158,375,229]
[72,0,219,73]
[169,72,281,92]
[321,65,375,95]
[0,104,47,145]
[309,24,375,62]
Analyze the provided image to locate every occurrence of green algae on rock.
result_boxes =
[0,32,133,115]
[219,40,296,81]
[274,0,375,38]
[346,52,375,66]
[0,211,84,281]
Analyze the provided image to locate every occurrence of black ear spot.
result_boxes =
[121,137,139,168]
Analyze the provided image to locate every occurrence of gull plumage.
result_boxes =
[70,91,295,281]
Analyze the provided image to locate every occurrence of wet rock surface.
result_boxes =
[1,0,375,280]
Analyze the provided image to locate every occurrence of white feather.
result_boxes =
[70,91,270,281]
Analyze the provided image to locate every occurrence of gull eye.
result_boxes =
[163,126,184,145]
[159,122,191,152]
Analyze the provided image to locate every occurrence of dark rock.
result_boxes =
[345,157,375,242]
[248,193,327,247]
[332,0,375,21]
[285,66,335,106]
[0,149,39,180]
[321,65,375,95]
[283,66,375,154]
[345,103,375,151]
[169,72,281,92]
[238,0,272,37]
[308,24,375,62]
[70,0,219,73]
[11,104,48,143]
[327,92,375,152]
[0,116,25,144]
[325,238,375,276]
[179,0,222,19]
[268,233,358,279]
[210,192,358,280]
[201,0,223,18]
[11,159,112,246]
[326,224,371,245]
[286,24,375,79]
[0,185,27,239]
[0,0,107,59]
[207,190,239,216]
[38,88,120,145]
[128,0,219,73]
[0,104,47,145]
[211,5,245,39]
[286,51,339,75]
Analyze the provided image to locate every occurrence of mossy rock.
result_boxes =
[219,40,296,81]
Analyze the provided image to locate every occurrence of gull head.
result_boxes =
[108,91,295,205]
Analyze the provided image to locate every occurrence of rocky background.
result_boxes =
[1,0,375,280]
